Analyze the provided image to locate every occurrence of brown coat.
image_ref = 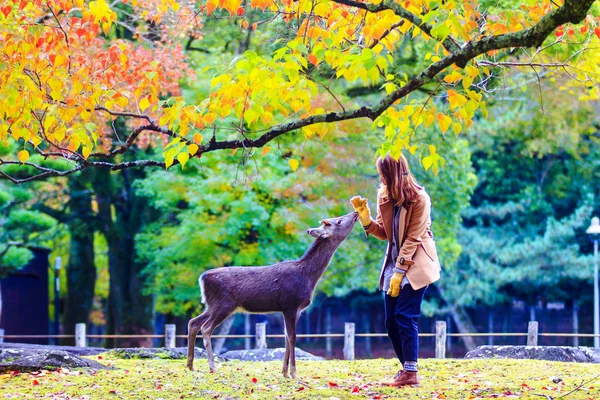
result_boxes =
[364,189,441,290]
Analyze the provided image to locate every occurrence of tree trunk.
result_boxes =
[93,166,153,348]
[63,171,96,343]
[213,314,236,354]
[438,287,480,352]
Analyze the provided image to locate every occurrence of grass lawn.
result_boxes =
[1,356,599,399]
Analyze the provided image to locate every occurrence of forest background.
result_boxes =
[1,0,600,357]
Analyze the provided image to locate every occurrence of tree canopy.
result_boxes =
[1,0,598,183]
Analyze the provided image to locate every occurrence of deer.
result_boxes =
[187,211,359,378]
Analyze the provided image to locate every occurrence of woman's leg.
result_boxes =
[393,285,427,366]
[384,293,404,364]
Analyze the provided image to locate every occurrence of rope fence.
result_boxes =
[1,321,599,360]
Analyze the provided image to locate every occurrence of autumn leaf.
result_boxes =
[17,150,29,163]
[188,144,199,156]
[289,158,299,171]
[177,152,190,168]
[436,113,452,134]
[261,146,270,157]
[251,377,258,383]
[308,54,318,67]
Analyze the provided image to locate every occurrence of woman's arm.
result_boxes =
[398,191,430,261]
[364,194,388,241]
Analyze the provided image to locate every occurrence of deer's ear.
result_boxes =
[307,227,330,239]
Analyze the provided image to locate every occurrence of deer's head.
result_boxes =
[306,212,359,242]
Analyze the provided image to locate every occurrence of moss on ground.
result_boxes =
[0,357,599,399]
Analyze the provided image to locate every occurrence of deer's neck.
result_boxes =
[298,238,340,288]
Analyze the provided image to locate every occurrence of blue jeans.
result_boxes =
[384,284,427,364]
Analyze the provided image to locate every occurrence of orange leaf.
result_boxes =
[308,54,318,66]
[17,150,29,163]
[206,2,216,15]
[261,146,270,157]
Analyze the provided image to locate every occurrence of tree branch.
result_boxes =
[331,0,461,54]
[1,0,594,184]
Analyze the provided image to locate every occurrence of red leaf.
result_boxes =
[567,28,575,36]
[1,5,12,18]
[296,387,304,392]
[595,27,600,39]
[581,26,588,34]
[328,381,339,387]
[352,387,359,393]
[251,377,258,383]
[32,379,39,386]
[236,7,244,16]
[555,28,564,37]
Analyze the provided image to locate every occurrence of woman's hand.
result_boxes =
[350,196,372,227]
[387,270,404,297]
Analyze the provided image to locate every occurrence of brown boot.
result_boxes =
[393,371,420,387]
[381,369,403,386]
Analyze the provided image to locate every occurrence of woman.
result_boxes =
[350,153,441,387]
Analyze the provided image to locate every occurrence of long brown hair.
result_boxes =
[376,153,422,207]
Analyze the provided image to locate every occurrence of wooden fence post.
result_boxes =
[255,323,267,349]
[343,323,355,360]
[527,321,538,346]
[435,321,446,359]
[75,323,87,347]
[165,324,176,348]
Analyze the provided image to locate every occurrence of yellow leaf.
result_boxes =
[443,71,463,84]
[188,143,199,156]
[165,154,174,169]
[232,148,238,156]
[177,152,189,169]
[262,146,270,157]
[452,122,462,135]
[447,90,467,109]
[289,158,299,171]
[82,146,91,159]
[17,150,29,163]
[436,113,452,134]
[204,113,217,125]
[193,133,203,144]
[422,155,433,171]
[139,96,151,112]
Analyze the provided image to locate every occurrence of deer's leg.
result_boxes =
[187,312,209,371]
[201,308,234,372]
[282,314,291,378]
[283,310,300,379]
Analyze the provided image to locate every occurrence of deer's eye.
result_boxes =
[336,219,342,225]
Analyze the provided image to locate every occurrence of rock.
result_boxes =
[101,347,223,361]
[221,348,324,361]
[465,345,600,363]
[0,342,105,356]
[0,349,113,372]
